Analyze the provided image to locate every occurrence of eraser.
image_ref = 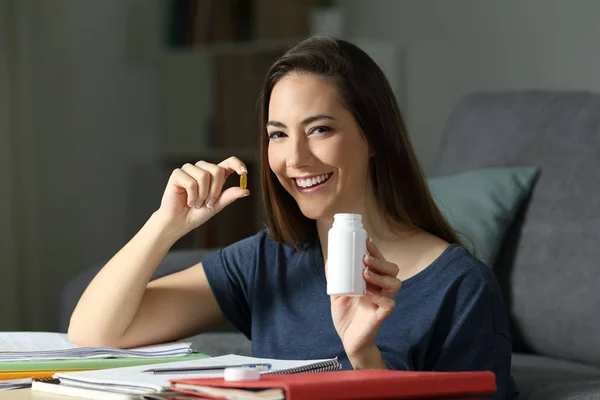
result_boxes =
[224,367,261,382]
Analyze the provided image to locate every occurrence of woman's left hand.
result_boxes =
[329,238,402,369]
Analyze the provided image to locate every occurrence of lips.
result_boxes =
[294,173,333,188]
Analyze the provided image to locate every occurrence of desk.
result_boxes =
[0,389,492,399]
[0,390,197,399]
[0,389,72,399]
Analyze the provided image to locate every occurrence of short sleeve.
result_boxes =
[201,232,263,339]
[431,264,518,399]
[434,335,517,399]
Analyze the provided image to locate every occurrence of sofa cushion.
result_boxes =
[512,353,600,400]
[185,332,252,357]
[433,91,600,365]
[429,166,539,267]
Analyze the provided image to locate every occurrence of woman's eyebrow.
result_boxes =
[266,114,336,128]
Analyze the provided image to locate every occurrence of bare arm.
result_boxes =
[68,213,225,348]
[68,158,249,348]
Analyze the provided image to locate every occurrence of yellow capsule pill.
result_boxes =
[240,173,247,190]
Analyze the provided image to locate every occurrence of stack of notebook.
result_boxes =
[30,354,496,400]
[0,332,203,391]
[0,332,193,362]
[2,333,497,399]
[48,354,341,395]
[0,378,32,392]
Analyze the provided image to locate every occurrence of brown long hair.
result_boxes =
[259,36,461,250]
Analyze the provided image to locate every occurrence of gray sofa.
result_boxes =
[60,90,600,399]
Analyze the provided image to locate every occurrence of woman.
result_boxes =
[69,36,517,399]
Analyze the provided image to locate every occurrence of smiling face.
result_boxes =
[266,73,372,221]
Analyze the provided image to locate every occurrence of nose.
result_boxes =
[285,135,312,169]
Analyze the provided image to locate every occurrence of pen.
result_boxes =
[142,363,272,374]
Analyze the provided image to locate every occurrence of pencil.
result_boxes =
[143,363,272,374]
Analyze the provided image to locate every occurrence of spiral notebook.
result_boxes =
[263,358,340,375]
[54,354,341,395]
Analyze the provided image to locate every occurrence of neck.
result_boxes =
[316,192,416,261]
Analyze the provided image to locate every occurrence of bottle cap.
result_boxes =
[333,213,362,220]
[224,367,261,382]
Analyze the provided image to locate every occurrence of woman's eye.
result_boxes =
[310,126,331,135]
[268,131,286,140]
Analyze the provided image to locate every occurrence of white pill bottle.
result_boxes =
[326,213,368,296]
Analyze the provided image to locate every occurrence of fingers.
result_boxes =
[363,240,401,297]
[363,267,402,294]
[218,156,248,176]
[366,237,386,261]
[194,161,225,209]
[364,282,380,296]
[180,163,210,208]
[363,253,399,277]
[365,290,396,315]
[364,282,397,317]
[212,186,250,211]
[176,158,249,210]
[170,168,203,208]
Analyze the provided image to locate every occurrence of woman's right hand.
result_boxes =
[156,156,250,238]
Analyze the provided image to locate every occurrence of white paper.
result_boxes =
[0,331,192,361]
[0,378,32,391]
[56,354,338,394]
[32,379,138,399]
[0,332,74,352]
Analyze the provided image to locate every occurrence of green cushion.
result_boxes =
[428,166,540,267]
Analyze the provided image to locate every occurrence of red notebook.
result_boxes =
[169,369,496,400]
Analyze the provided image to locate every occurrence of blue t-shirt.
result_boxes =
[201,229,518,399]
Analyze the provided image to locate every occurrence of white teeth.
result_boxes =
[295,173,331,188]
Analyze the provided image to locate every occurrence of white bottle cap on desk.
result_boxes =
[224,367,261,382]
